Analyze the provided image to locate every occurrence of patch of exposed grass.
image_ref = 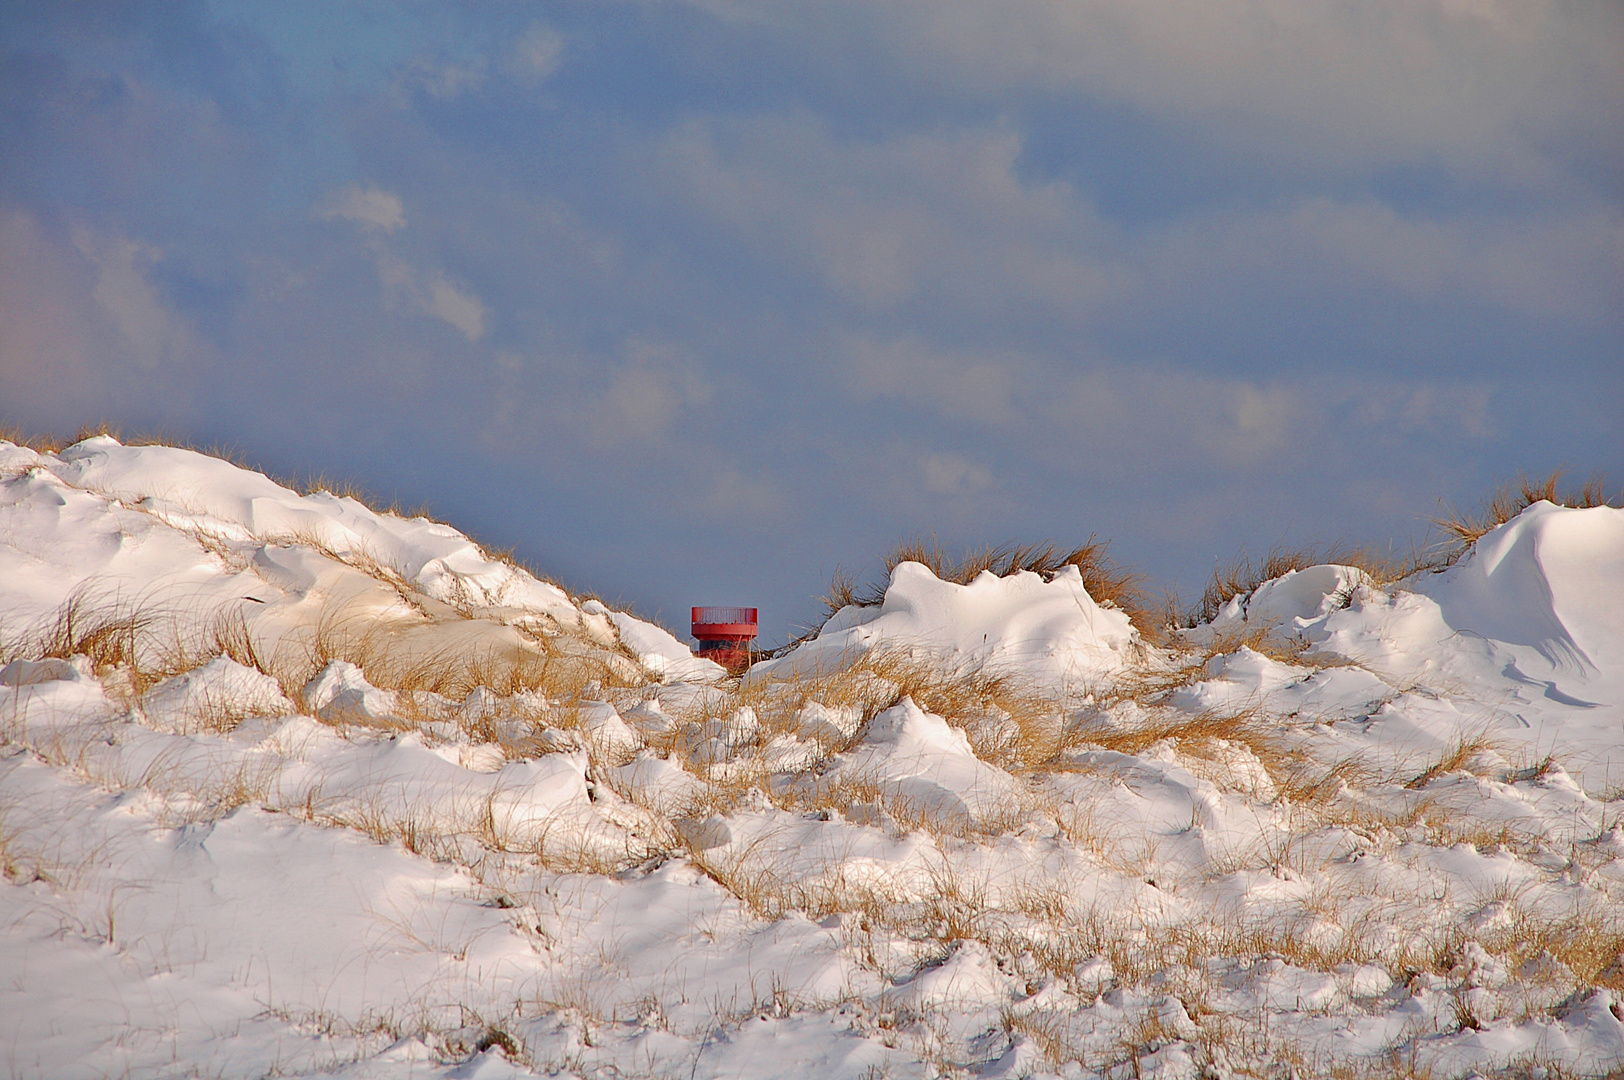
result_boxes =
[298,603,640,705]
[25,590,152,675]
[711,645,1064,771]
[0,425,74,454]
[1404,730,1502,790]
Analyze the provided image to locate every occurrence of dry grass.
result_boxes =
[1069,703,1265,757]
[1403,730,1501,790]
[1063,703,1327,800]
[294,604,640,707]
[1435,470,1621,565]
[2,593,283,701]
[17,590,152,675]
[1194,626,1363,671]
[0,431,650,758]
[669,645,1064,771]
[298,473,423,520]
[10,440,1624,1077]
[0,588,644,757]
[322,801,466,863]
[0,425,71,455]
[1470,901,1624,991]
[1056,626,1357,728]
[772,770,1030,842]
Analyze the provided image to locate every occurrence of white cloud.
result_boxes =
[1284,199,1624,319]
[69,225,199,369]
[690,1,1621,181]
[366,249,489,342]
[1223,382,1300,461]
[1135,197,1624,321]
[407,56,488,99]
[920,452,993,495]
[704,465,788,516]
[316,186,407,232]
[652,116,1113,314]
[843,336,1016,425]
[511,23,565,79]
[599,341,712,439]
[1044,367,1313,469]
[1349,383,1495,440]
[425,279,487,341]
[0,211,99,392]
[651,111,1620,329]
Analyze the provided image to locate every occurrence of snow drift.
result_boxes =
[753,560,1139,690]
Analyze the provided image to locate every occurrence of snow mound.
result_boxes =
[755,561,1138,692]
[596,601,725,681]
[142,655,292,733]
[0,436,713,685]
[1200,562,1369,639]
[1420,500,1624,675]
[304,659,403,723]
[812,698,1023,828]
[884,941,1016,1012]
[52,436,582,623]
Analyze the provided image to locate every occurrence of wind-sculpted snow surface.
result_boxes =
[49,437,580,621]
[2,438,1622,1080]
[1424,502,1624,676]
[753,561,1139,689]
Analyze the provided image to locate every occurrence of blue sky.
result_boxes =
[2,1,1620,643]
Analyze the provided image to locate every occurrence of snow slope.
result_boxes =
[2,438,1621,1080]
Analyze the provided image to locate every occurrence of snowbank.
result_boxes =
[752,561,1138,693]
[810,698,1022,828]
[0,436,715,684]
[52,437,583,623]
[1421,501,1624,676]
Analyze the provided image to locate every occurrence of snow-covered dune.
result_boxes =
[0,436,705,678]
[2,438,1621,1080]
[751,560,1140,691]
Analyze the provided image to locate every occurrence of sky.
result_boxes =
[2,1,1620,645]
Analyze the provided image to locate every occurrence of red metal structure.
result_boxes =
[691,606,758,673]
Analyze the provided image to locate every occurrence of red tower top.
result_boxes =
[691,606,758,640]
[691,607,758,673]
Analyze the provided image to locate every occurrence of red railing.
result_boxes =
[691,606,757,627]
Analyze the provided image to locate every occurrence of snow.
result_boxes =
[753,560,1138,691]
[596,602,725,683]
[1423,501,1624,677]
[809,698,1024,829]
[143,654,293,733]
[2,437,1622,1079]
